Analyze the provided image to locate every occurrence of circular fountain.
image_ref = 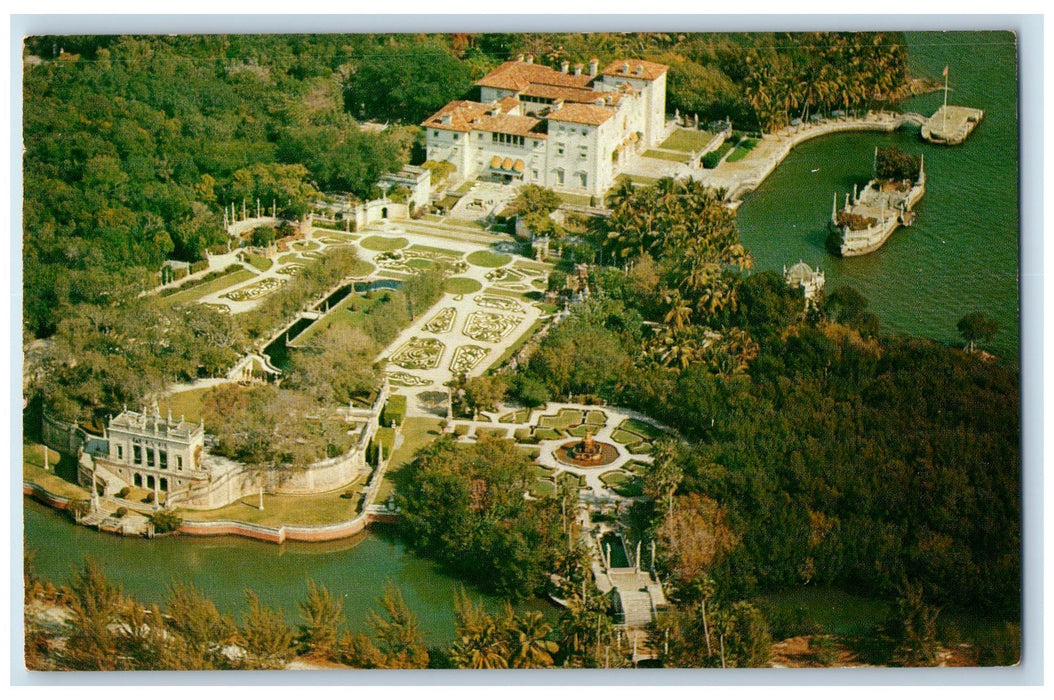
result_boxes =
[554,430,619,468]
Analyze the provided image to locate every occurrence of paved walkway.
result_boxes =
[622,111,907,202]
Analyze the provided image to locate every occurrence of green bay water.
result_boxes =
[737,31,1019,359]
[23,498,551,644]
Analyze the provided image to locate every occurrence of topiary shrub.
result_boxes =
[114,506,128,518]
[117,486,131,499]
[701,151,723,169]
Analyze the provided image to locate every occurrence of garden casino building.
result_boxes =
[423,55,668,197]
[78,408,243,509]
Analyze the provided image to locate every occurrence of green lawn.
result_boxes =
[533,427,563,441]
[408,244,464,258]
[529,479,556,497]
[627,441,653,455]
[360,236,409,252]
[620,418,666,440]
[599,470,631,487]
[512,260,551,274]
[23,443,88,500]
[499,409,530,423]
[538,408,583,430]
[177,481,365,527]
[443,277,483,295]
[347,259,376,277]
[157,386,218,424]
[659,129,714,153]
[292,240,320,251]
[407,258,435,270]
[585,410,607,426]
[556,192,595,207]
[726,145,754,163]
[476,427,509,440]
[158,269,257,307]
[375,417,443,502]
[290,288,387,347]
[278,253,301,264]
[643,149,689,163]
[611,428,642,445]
[613,174,660,189]
[466,250,512,268]
[245,253,273,271]
[556,471,586,489]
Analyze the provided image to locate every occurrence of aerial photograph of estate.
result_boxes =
[19,28,1022,673]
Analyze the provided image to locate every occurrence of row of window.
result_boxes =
[117,443,184,470]
[492,132,525,146]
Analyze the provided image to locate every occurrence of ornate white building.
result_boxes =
[423,55,668,197]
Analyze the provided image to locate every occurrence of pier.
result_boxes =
[921,105,984,145]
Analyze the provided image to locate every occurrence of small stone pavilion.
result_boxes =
[784,261,826,306]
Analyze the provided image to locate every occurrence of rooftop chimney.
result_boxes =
[517,53,524,62]
[561,60,569,74]
[573,63,583,76]
[588,58,598,77]
[635,64,644,76]
[526,54,534,64]
[622,62,630,75]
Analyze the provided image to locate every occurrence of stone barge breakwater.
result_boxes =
[706,111,908,204]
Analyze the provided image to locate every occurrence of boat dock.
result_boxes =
[921,105,983,144]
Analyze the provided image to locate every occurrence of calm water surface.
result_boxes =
[23,498,551,644]
[738,31,1019,359]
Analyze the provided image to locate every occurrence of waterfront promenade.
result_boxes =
[708,112,907,202]
[625,111,908,203]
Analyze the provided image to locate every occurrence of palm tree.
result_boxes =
[506,608,559,668]
[663,290,693,331]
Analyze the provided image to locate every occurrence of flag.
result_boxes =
[942,65,949,77]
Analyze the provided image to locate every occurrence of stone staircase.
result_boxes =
[617,588,655,628]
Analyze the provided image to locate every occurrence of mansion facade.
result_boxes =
[423,55,668,197]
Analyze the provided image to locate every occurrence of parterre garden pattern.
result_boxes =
[423,307,457,334]
[390,337,445,370]
[386,371,431,387]
[449,345,489,374]
[224,277,286,301]
[462,311,521,343]
[473,294,524,313]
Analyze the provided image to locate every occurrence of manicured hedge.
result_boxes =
[381,394,407,427]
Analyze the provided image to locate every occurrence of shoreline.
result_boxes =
[23,480,401,545]
[703,111,908,203]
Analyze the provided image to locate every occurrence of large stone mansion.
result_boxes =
[423,55,668,197]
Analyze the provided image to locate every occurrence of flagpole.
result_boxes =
[942,65,949,133]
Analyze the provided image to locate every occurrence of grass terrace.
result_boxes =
[291,289,391,347]
[375,417,443,502]
[643,149,690,163]
[659,128,714,153]
[177,481,366,527]
[360,236,409,252]
[157,386,214,424]
[244,253,273,272]
[158,268,257,307]
[466,250,512,268]
[23,443,89,500]
[556,192,594,207]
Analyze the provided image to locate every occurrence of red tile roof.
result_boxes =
[422,100,493,132]
[475,113,547,138]
[476,61,594,91]
[547,102,615,126]
[600,59,668,81]
[521,83,626,107]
